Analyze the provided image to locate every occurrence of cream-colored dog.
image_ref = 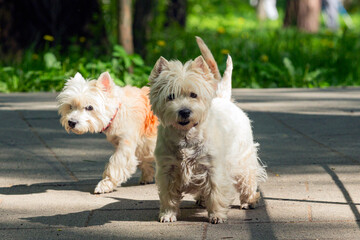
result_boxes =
[149,37,266,224]
[57,72,158,193]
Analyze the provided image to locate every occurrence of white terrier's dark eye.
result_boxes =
[167,94,175,101]
[190,92,197,98]
[69,105,73,110]
[85,105,93,111]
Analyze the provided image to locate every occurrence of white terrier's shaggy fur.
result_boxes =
[149,37,267,224]
[57,72,158,194]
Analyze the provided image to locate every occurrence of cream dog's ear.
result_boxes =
[149,57,169,84]
[191,56,211,75]
[191,56,217,91]
[97,72,115,93]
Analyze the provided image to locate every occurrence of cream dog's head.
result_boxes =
[57,72,118,134]
[149,56,217,131]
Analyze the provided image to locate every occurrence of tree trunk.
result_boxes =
[297,0,321,32]
[133,0,157,57]
[119,0,134,54]
[164,0,187,28]
[283,0,321,33]
[342,0,355,9]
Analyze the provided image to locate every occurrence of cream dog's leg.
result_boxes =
[157,166,182,222]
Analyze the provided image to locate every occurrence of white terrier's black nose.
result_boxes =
[178,108,191,119]
[68,120,78,128]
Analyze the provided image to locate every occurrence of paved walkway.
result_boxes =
[0,88,359,239]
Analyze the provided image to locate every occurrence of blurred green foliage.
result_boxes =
[146,26,360,88]
[1,0,360,92]
[0,45,150,92]
[146,0,360,88]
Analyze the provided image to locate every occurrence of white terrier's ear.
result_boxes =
[191,56,211,77]
[149,57,169,84]
[74,72,84,80]
[66,72,85,85]
[97,72,114,92]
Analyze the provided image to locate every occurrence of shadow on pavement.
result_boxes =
[21,197,207,227]
[322,164,360,229]
[0,177,154,195]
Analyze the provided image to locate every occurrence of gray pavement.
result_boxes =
[0,88,359,239]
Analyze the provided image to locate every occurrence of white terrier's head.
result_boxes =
[57,72,118,134]
[149,56,217,131]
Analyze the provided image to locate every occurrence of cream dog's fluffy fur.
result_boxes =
[149,37,267,224]
[57,72,158,193]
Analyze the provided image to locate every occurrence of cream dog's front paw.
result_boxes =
[139,175,154,185]
[159,212,177,223]
[94,178,115,194]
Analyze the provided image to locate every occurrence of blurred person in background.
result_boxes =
[250,0,278,20]
[322,0,353,30]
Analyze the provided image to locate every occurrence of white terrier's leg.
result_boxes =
[94,142,138,194]
[238,172,260,209]
[205,176,233,224]
[194,194,206,207]
[138,156,155,184]
[206,190,230,224]
[157,168,181,223]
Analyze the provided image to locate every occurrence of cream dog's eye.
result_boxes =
[69,105,73,110]
[85,105,93,111]
[167,94,175,101]
[190,92,197,98]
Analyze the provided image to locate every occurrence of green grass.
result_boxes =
[1,0,360,92]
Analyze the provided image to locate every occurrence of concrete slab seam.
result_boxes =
[202,223,208,240]
[84,210,94,227]
[17,110,79,181]
[305,181,313,222]
[263,197,360,205]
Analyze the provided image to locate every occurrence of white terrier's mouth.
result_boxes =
[70,128,83,134]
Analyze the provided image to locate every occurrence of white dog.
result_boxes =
[149,37,267,224]
[57,72,158,194]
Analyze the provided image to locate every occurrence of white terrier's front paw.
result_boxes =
[209,214,225,224]
[159,212,177,223]
[240,203,249,209]
[240,202,256,210]
[94,179,115,194]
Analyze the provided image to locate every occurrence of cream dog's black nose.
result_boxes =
[179,109,191,119]
[68,120,77,128]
